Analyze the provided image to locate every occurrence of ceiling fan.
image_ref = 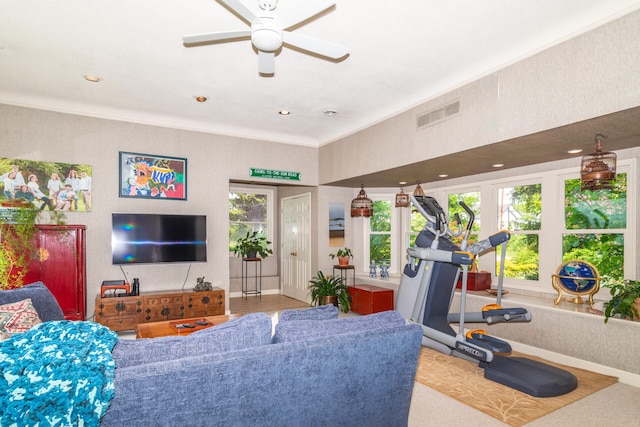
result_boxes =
[182,0,349,75]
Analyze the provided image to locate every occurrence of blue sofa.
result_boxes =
[2,284,423,426]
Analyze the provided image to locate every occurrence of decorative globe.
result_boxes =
[556,261,598,293]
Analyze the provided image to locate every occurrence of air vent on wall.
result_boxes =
[416,100,460,129]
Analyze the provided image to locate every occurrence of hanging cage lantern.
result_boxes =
[395,187,410,208]
[580,133,616,191]
[351,185,373,217]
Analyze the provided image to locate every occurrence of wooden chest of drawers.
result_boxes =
[143,293,187,322]
[95,288,225,331]
[186,290,225,317]
[348,285,394,315]
[95,295,143,331]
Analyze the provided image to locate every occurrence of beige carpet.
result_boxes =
[414,347,618,427]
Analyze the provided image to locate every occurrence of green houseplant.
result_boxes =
[603,278,640,323]
[329,247,353,266]
[308,270,351,313]
[232,231,273,259]
[0,204,67,289]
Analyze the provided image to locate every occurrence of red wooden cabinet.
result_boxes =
[348,284,394,315]
[24,225,87,320]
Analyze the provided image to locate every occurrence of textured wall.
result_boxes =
[0,104,318,317]
[319,9,640,185]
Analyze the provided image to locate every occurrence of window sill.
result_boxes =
[355,274,620,322]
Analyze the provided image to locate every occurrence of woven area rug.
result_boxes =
[414,347,618,426]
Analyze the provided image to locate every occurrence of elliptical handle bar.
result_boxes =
[459,200,475,232]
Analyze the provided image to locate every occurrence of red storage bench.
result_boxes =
[456,271,492,291]
[348,284,394,315]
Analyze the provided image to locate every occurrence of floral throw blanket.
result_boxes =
[0,321,118,426]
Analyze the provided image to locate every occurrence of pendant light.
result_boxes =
[413,181,425,197]
[351,185,373,217]
[395,187,410,208]
[580,133,616,191]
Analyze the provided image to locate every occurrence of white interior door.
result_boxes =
[281,193,311,303]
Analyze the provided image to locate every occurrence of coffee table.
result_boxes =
[136,314,242,339]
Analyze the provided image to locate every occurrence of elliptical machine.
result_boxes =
[396,195,577,397]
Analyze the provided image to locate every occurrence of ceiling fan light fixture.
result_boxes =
[580,133,616,191]
[351,185,373,218]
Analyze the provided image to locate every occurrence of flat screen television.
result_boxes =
[112,213,207,265]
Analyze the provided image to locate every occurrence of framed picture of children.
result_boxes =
[119,152,187,200]
[0,157,93,212]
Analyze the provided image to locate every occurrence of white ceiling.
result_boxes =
[1,0,640,148]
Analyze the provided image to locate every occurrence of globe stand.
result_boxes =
[552,260,600,306]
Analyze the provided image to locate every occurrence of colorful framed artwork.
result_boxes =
[119,152,187,200]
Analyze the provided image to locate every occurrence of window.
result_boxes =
[229,186,273,254]
[563,173,627,281]
[497,183,541,281]
[398,159,634,292]
[369,199,392,265]
[364,195,399,274]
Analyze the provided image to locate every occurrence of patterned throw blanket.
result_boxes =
[0,321,118,426]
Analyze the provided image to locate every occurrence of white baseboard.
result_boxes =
[229,289,281,299]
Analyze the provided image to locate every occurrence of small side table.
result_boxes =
[333,264,355,286]
[242,258,262,299]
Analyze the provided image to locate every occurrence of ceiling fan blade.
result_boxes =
[258,50,275,74]
[282,31,349,59]
[183,29,251,45]
[217,0,261,25]
[275,0,336,29]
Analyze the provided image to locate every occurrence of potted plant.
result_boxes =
[329,247,353,266]
[603,278,640,323]
[0,204,67,289]
[232,230,273,259]
[308,270,351,313]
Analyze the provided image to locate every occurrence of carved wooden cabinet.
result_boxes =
[186,290,225,317]
[143,293,186,323]
[24,225,87,320]
[95,295,143,331]
[95,288,225,332]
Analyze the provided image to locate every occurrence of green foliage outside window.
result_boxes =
[229,192,268,252]
[563,174,626,282]
[498,184,541,280]
[370,200,391,263]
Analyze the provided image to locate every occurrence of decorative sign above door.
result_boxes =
[249,168,301,181]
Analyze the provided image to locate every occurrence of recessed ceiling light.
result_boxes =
[492,163,504,168]
[83,74,101,83]
[398,181,407,185]
[279,110,291,116]
[323,109,338,116]
[195,96,207,102]
[438,174,448,178]
[567,148,583,154]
